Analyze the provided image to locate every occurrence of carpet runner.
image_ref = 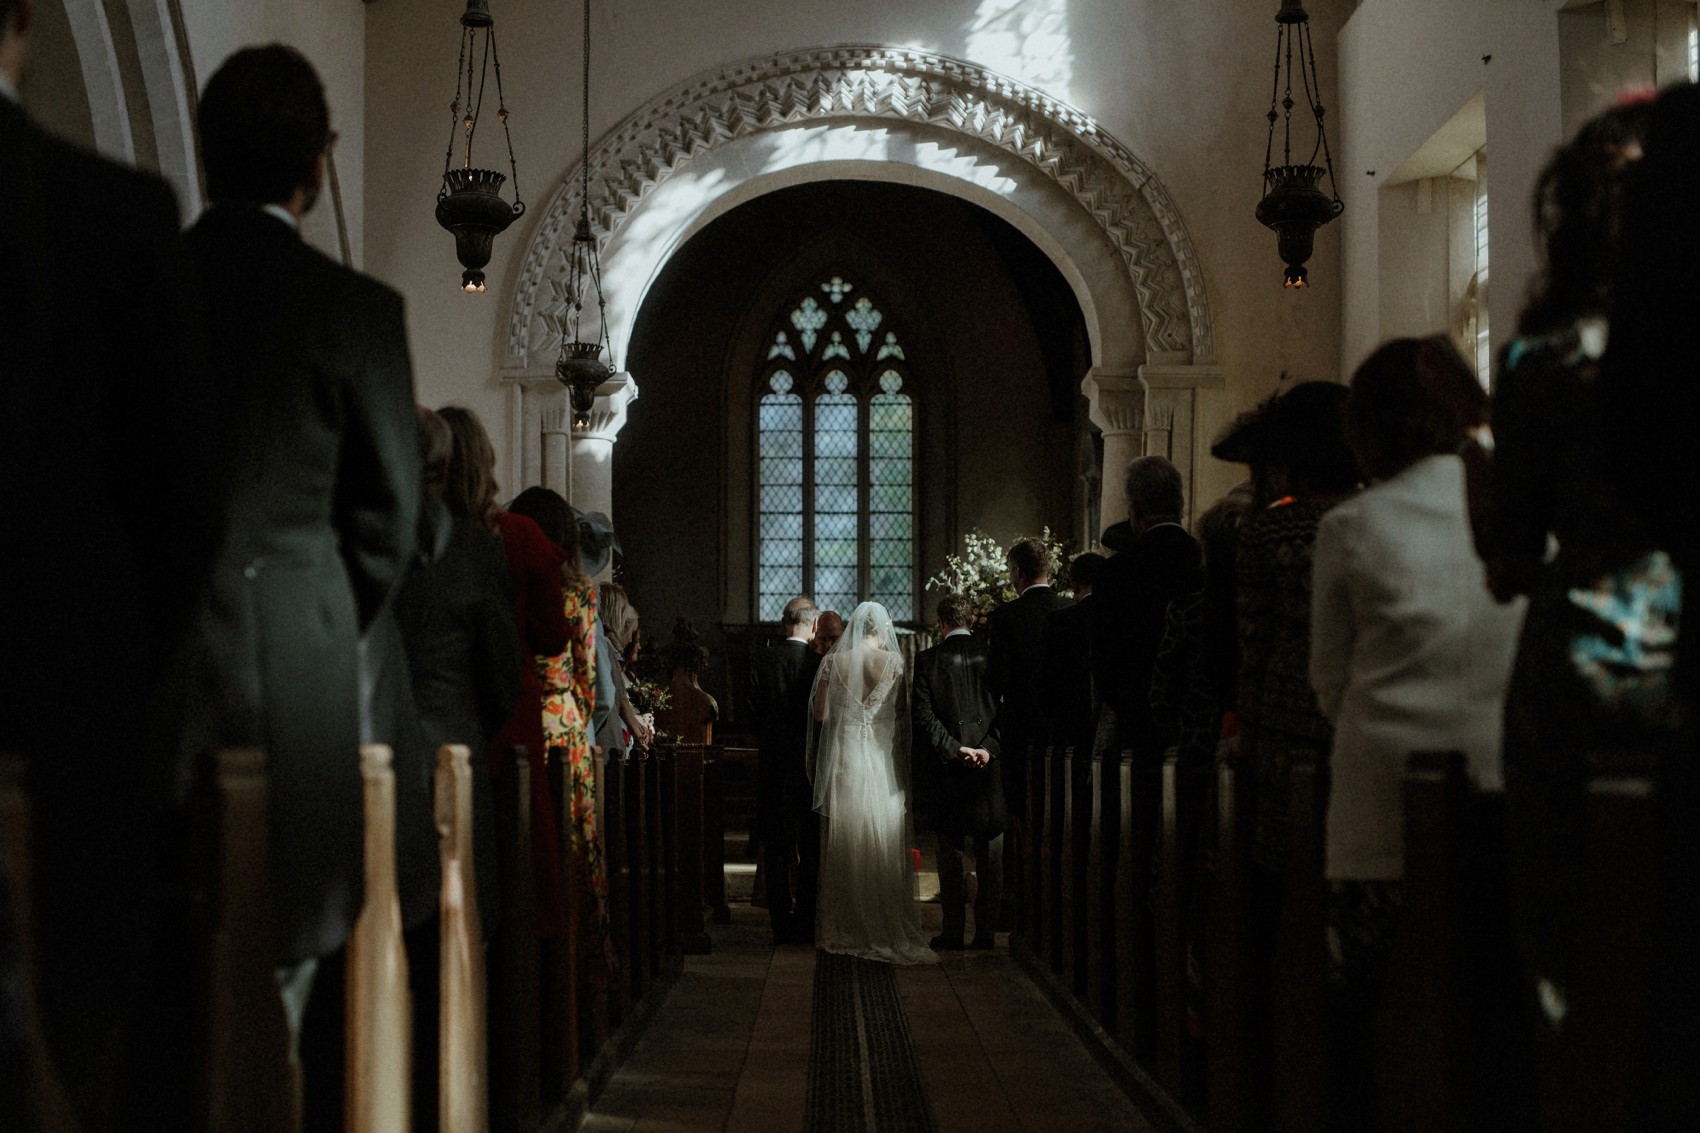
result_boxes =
[805,951,939,1133]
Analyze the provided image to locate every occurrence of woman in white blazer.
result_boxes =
[1309,336,1527,1128]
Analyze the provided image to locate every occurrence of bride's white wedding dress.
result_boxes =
[808,603,937,965]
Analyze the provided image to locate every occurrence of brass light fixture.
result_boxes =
[1256,0,1343,288]
[435,0,525,293]
[554,0,613,427]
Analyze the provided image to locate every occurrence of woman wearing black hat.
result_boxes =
[1217,378,1360,1126]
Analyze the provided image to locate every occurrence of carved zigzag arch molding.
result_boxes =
[504,45,1216,373]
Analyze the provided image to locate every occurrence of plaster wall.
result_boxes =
[178,0,366,266]
[362,0,1352,518]
[1340,0,1689,381]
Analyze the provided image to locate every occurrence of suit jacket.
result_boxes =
[178,206,421,965]
[1039,593,1099,752]
[1092,523,1203,759]
[747,638,822,837]
[912,633,1005,837]
[1,95,212,1127]
[987,584,1072,758]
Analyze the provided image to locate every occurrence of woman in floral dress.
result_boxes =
[509,487,618,977]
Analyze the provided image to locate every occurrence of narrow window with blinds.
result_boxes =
[755,276,916,622]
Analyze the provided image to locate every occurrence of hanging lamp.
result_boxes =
[554,0,614,428]
[434,0,525,293]
[1256,0,1343,288]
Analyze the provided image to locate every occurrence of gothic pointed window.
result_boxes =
[756,276,915,622]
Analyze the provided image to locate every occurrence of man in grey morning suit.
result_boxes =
[913,594,1005,949]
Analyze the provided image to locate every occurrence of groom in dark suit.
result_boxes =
[913,594,1004,949]
[748,597,823,944]
[175,44,420,1127]
[988,537,1071,815]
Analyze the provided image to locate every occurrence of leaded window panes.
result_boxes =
[755,276,917,622]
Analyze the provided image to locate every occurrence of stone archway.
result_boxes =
[503,45,1222,527]
[54,0,202,218]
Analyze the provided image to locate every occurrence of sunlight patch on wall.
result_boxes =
[964,0,1074,102]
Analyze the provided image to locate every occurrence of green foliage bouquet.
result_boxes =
[924,527,1073,628]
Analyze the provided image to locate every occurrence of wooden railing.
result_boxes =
[1007,739,1662,1131]
[0,738,726,1133]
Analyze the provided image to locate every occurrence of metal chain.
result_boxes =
[443,25,469,180]
[490,27,522,208]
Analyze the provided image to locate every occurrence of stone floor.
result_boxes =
[580,855,1159,1133]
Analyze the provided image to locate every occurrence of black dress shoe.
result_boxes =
[969,936,996,950]
[929,934,966,950]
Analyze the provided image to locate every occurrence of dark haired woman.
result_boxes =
[1312,336,1528,1130]
[1593,82,1700,1128]
[507,485,617,976]
[438,407,570,939]
[1473,99,1681,1083]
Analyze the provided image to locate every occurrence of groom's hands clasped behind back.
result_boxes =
[956,746,992,768]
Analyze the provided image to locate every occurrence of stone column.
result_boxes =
[1083,368,1145,540]
[540,401,572,502]
[1137,363,1223,524]
[1084,363,1224,533]
[570,371,639,518]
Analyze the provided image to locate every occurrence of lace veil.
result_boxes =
[805,601,911,818]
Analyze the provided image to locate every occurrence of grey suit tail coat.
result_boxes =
[178,207,421,966]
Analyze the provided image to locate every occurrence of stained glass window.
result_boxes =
[758,370,804,621]
[755,276,916,622]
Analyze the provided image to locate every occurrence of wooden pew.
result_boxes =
[601,754,630,1026]
[542,755,578,1102]
[1069,747,1096,1000]
[488,748,540,1133]
[673,745,711,954]
[1116,750,1159,1062]
[1084,750,1111,1025]
[1046,746,1065,972]
[643,750,662,977]
[704,748,741,924]
[1206,759,1255,1133]
[435,744,487,1133]
[1573,773,1656,1133]
[626,753,651,1002]
[1376,751,1464,1132]
[1152,753,1185,1093]
[346,744,410,1133]
[197,747,299,1133]
[1058,746,1080,995]
[655,744,678,961]
[1270,759,1327,1132]
[1025,742,1047,953]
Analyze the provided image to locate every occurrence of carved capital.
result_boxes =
[572,371,640,443]
[1083,368,1145,436]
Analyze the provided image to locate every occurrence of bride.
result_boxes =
[807,602,937,964]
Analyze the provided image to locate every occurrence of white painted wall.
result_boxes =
[1339,0,1689,381]
[362,0,1353,514]
[177,0,366,267]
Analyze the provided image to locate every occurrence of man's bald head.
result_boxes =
[782,597,819,639]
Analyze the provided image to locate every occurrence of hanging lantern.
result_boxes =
[1256,0,1343,288]
[434,0,525,293]
[554,0,613,427]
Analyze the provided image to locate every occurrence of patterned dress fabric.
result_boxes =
[538,578,617,975]
[1236,497,1341,872]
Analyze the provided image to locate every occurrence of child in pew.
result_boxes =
[1310,336,1528,1131]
